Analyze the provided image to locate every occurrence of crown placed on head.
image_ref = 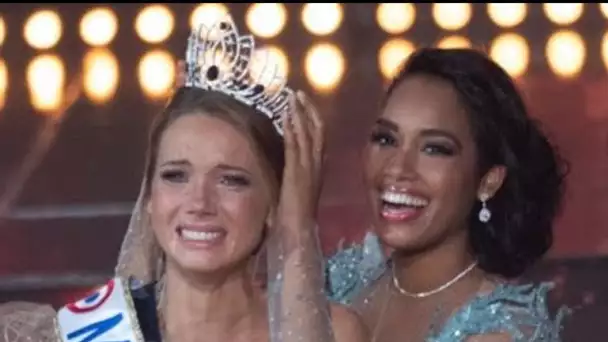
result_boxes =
[184,14,293,135]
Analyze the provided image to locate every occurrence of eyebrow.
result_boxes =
[375,118,463,149]
[420,129,463,150]
[159,160,252,175]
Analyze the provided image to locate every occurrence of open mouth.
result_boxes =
[177,225,226,246]
[380,190,429,222]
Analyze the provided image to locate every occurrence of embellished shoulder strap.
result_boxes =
[0,301,57,342]
[325,232,387,305]
[428,282,570,342]
[56,277,151,342]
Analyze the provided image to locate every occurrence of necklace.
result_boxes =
[392,261,478,298]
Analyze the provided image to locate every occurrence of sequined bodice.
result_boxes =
[324,235,568,341]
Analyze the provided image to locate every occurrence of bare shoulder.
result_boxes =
[0,302,58,342]
[329,303,370,342]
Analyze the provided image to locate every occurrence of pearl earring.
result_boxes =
[478,195,491,223]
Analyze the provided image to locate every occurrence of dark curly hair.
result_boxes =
[385,48,568,278]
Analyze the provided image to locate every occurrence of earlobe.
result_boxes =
[478,165,507,201]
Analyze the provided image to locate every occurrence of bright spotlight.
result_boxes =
[0,59,7,111]
[138,50,175,100]
[246,3,287,38]
[83,48,119,104]
[305,43,345,93]
[376,3,416,34]
[546,30,586,78]
[80,7,118,47]
[135,4,174,44]
[0,17,5,47]
[432,3,472,31]
[301,4,343,36]
[490,33,530,78]
[378,38,415,80]
[487,4,528,28]
[543,3,584,25]
[437,35,471,49]
[24,10,62,50]
[26,54,65,113]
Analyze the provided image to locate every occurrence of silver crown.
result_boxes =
[184,15,293,135]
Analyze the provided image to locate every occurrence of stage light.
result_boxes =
[301,4,343,36]
[135,5,174,44]
[251,45,289,92]
[305,43,345,93]
[138,50,175,100]
[378,38,415,80]
[83,48,119,105]
[80,8,118,47]
[487,3,528,28]
[543,3,584,25]
[27,54,65,113]
[432,3,471,31]
[601,4,608,19]
[602,31,608,71]
[376,3,416,34]
[0,16,5,47]
[546,30,586,78]
[437,35,471,49]
[0,59,6,111]
[191,3,230,40]
[246,3,287,38]
[24,10,62,50]
[490,33,529,78]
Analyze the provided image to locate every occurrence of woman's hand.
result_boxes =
[276,90,326,244]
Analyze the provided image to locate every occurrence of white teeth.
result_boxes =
[381,191,428,207]
[181,229,222,241]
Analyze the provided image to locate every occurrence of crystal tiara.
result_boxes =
[183,14,294,135]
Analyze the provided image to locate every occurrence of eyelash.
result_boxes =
[370,130,456,157]
[159,169,251,187]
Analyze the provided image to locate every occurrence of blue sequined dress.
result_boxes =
[324,233,569,342]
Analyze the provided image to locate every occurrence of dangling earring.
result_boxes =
[478,194,492,223]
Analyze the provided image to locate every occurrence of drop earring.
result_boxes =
[478,194,491,223]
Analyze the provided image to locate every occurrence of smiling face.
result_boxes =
[364,74,485,253]
[147,114,274,274]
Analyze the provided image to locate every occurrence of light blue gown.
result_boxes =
[324,233,569,341]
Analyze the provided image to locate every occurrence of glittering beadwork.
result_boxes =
[325,237,569,342]
[325,232,386,305]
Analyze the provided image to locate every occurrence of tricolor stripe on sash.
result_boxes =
[56,277,145,342]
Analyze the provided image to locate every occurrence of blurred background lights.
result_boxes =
[378,38,415,80]
[543,3,584,25]
[490,33,530,78]
[245,3,287,38]
[138,50,175,100]
[602,31,608,71]
[376,3,416,34]
[487,3,528,28]
[83,48,119,104]
[432,3,472,31]
[546,30,586,78]
[190,3,230,40]
[80,7,118,47]
[0,59,7,111]
[301,4,343,36]
[26,54,65,113]
[135,5,174,44]
[305,43,345,92]
[0,16,5,47]
[601,4,608,19]
[437,35,471,49]
[24,10,62,50]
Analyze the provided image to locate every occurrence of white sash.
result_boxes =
[56,277,145,342]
